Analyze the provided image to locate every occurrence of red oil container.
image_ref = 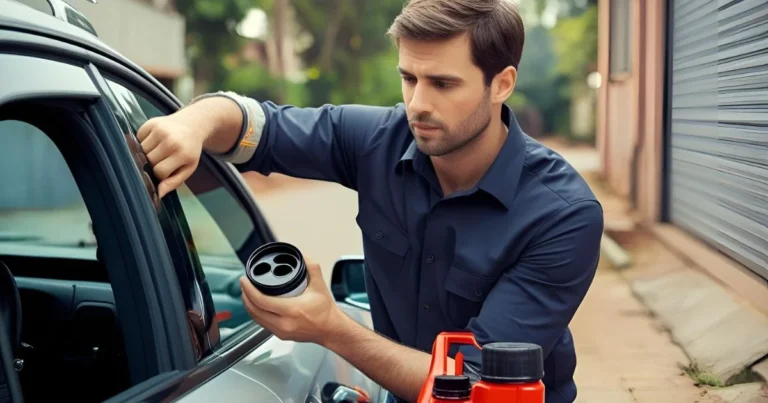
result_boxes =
[417,332,545,403]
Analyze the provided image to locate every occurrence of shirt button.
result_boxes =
[375,231,383,239]
[474,289,483,297]
[424,304,431,312]
[426,255,435,263]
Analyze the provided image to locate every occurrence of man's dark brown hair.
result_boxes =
[387,0,525,87]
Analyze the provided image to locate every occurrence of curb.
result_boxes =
[600,232,631,269]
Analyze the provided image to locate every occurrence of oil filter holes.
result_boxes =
[274,254,298,267]
[252,262,271,276]
[273,265,293,277]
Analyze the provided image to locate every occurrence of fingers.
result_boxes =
[135,117,202,199]
[158,164,194,199]
[240,277,287,315]
[136,117,157,142]
[139,129,163,156]
[143,129,184,169]
[141,132,167,162]
[241,290,281,326]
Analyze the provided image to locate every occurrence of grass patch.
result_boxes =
[679,362,725,387]
[678,362,764,388]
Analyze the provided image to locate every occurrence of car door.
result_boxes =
[92,66,387,401]
[0,34,197,403]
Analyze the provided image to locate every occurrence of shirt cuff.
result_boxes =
[188,91,266,165]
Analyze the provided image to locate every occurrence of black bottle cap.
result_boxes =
[432,375,471,400]
[480,342,544,383]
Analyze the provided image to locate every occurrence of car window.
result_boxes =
[106,79,257,262]
[0,120,95,252]
[0,113,131,402]
[105,79,264,332]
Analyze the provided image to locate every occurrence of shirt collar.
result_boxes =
[398,104,527,209]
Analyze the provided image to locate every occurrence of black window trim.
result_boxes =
[86,63,202,369]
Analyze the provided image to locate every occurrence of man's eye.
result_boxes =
[435,81,451,89]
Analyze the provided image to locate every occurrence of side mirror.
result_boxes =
[330,255,369,311]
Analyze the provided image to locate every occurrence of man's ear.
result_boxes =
[491,66,518,104]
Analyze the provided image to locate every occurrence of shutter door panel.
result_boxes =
[669,0,768,280]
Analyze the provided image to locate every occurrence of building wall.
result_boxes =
[598,0,768,311]
[68,0,187,80]
[597,0,665,223]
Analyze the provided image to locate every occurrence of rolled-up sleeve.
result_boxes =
[232,100,393,191]
[459,200,604,367]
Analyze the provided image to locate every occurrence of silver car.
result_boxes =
[0,1,381,401]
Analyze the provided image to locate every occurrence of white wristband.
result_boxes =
[189,91,265,165]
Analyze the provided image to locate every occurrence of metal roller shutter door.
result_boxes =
[668,0,768,280]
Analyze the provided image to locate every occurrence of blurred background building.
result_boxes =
[68,0,187,94]
[597,0,768,312]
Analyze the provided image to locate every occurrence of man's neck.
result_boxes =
[431,118,508,197]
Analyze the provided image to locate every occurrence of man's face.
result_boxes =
[398,33,492,157]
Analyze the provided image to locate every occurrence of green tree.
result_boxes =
[289,0,406,106]
[531,0,597,19]
[550,4,598,86]
[175,0,266,94]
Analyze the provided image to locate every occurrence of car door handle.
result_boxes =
[321,382,371,403]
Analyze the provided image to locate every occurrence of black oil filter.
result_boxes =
[245,242,308,298]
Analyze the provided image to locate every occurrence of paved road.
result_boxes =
[244,172,363,284]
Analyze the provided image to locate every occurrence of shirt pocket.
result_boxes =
[443,264,496,328]
[355,205,410,280]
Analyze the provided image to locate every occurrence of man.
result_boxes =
[137,0,603,401]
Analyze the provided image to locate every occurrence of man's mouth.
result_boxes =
[412,122,441,131]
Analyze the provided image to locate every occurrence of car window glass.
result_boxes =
[0,114,131,401]
[0,120,95,252]
[105,80,261,332]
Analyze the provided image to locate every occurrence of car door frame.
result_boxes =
[84,50,292,400]
[0,29,197,396]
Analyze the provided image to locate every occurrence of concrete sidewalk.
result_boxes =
[243,139,727,403]
[546,138,767,403]
[572,260,721,403]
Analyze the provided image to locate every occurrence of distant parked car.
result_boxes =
[0,1,381,402]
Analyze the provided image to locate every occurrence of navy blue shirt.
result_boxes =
[232,100,603,403]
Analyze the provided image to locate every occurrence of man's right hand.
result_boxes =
[136,95,246,199]
[136,112,209,199]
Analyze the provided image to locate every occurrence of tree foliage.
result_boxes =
[551,4,598,82]
[174,0,265,93]
[174,0,599,138]
[289,0,405,106]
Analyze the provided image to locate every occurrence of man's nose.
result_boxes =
[408,84,432,116]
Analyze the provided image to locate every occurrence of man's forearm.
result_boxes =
[179,95,245,154]
[323,311,438,402]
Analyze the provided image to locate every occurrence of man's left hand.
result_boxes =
[239,259,342,346]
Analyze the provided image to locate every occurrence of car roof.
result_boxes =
[0,0,181,106]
